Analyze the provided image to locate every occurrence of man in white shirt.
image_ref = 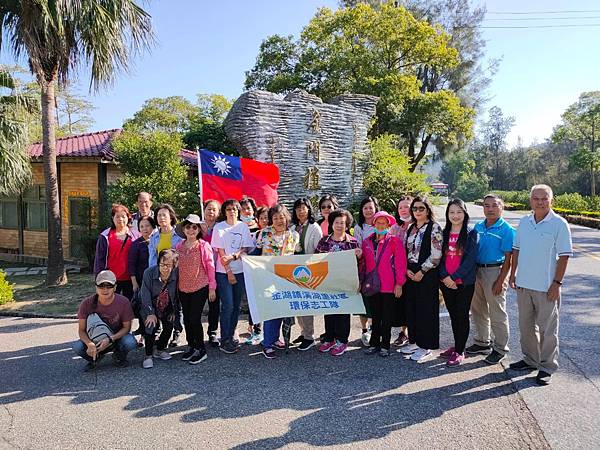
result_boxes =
[509,184,572,385]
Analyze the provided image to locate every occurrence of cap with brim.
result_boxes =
[96,270,117,286]
[372,211,397,227]
[182,214,202,226]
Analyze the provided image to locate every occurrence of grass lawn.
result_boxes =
[1,273,94,317]
[0,261,37,269]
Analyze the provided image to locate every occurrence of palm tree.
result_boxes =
[0,1,154,285]
[0,69,37,197]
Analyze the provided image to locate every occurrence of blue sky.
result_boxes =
[3,0,600,147]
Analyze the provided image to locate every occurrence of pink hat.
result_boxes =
[372,211,396,227]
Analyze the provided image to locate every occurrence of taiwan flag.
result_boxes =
[198,149,280,207]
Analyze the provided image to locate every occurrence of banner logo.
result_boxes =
[274,262,328,290]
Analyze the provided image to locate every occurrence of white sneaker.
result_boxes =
[410,348,432,362]
[361,331,371,347]
[142,356,154,369]
[153,349,172,360]
[400,343,419,355]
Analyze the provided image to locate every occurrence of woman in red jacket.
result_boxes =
[360,211,407,357]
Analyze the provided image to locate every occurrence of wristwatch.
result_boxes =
[553,279,563,286]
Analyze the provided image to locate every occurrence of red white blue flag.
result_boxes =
[198,149,279,206]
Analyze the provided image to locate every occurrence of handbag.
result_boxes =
[86,312,115,348]
[361,237,390,297]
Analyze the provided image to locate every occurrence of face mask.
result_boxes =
[241,215,255,223]
[374,228,389,236]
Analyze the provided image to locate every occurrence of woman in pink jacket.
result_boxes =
[175,214,217,365]
[360,211,407,357]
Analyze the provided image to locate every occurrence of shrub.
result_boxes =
[0,270,14,305]
[455,172,489,202]
[553,193,588,211]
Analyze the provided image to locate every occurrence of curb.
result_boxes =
[0,311,77,320]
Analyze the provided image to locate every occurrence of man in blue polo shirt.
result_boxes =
[466,194,515,365]
[509,184,572,386]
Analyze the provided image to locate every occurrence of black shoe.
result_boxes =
[465,344,492,355]
[536,370,552,385]
[219,340,239,354]
[292,335,304,345]
[181,348,196,361]
[484,350,506,365]
[209,334,220,347]
[364,346,380,355]
[189,349,207,365]
[169,332,180,348]
[297,339,315,351]
[319,333,327,342]
[509,360,537,371]
[112,354,128,368]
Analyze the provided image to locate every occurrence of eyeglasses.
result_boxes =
[185,224,199,230]
[159,262,172,268]
[411,206,427,212]
[321,205,333,210]
[225,208,237,212]
[96,283,115,289]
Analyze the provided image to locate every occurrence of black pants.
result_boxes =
[179,287,208,350]
[324,314,351,344]
[441,284,475,354]
[248,311,262,334]
[368,293,396,350]
[391,292,407,328]
[207,294,220,337]
[405,268,440,350]
[116,280,133,300]
[144,320,174,356]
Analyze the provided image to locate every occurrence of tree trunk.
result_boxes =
[40,74,67,286]
[592,162,596,197]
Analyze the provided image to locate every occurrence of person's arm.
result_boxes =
[93,234,106,275]
[128,241,140,290]
[393,237,407,286]
[492,252,512,295]
[414,225,443,281]
[77,318,98,360]
[148,235,157,267]
[112,321,132,340]
[450,230,478,282]
[140,268,156,318]
[509,249,519,289]
[547,255,569,301]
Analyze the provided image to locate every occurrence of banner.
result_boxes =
[242,250,365,322]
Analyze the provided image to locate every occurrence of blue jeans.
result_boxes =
[72,333,137,362]
[263,318,283,348]
[217,272,245,343]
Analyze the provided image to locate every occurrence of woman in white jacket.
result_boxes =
[289,197,323,350]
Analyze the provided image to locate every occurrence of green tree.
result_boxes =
[439,149,472,194]
[363,134,431,211]
[123,96,197,134]
[0,69,38,196]
[183,94,235,154]
[245,2,474,169]
[552,91,600,196]
[1,0,154,285]
[454,169,489,201]
[107,131,196,215]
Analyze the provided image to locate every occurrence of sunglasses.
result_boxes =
[96,283,115,289]
[411,206,427,212]
[184,224,199,230]
[321,205,333,210]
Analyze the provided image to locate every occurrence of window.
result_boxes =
[0,198,18,229]
[23,185,47,231]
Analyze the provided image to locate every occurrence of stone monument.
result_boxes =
[224,89,378,207]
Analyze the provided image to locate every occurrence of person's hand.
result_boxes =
[394,285,402,298]
[492,277,505,296]
[208,289,217,302]
[227,271,237,285]
[442,276,457,290]
[406,270,415,281]
[354,248,363,259]
[221,255,234,266]
[167,313,175,322]
[509,275,517,290]
[412,271,424,282]
[95,337,111,353]
[132,281,139,292]
[86,342,98,360]
[145,314,157,328]
[547,282,561,302]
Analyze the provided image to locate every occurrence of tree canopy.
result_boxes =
[246,1,475,169]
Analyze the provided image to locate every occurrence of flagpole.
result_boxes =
[197,147,204,220]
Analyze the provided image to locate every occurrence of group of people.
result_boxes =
[73,184,572,386]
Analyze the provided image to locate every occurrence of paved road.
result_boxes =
[0,204,598,449]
